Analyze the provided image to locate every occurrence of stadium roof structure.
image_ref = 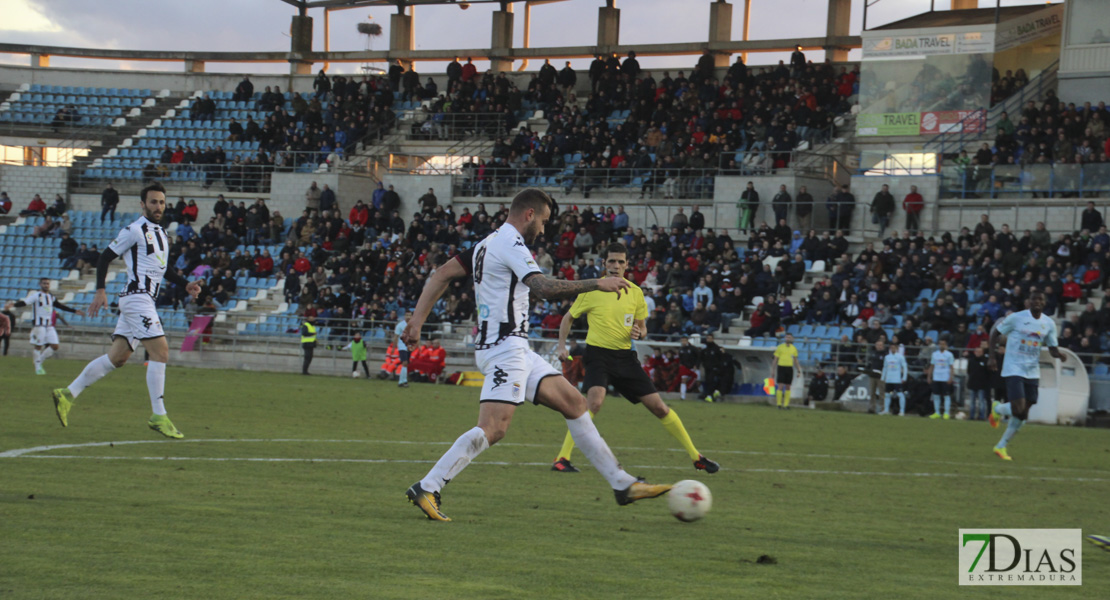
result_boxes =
[0,0,862,73]
[869,4,1060,31]
[276,0,555,10]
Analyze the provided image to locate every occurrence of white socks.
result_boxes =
[33,349,41,369]
[421,426,489,493]
[68,354,117,398]
[680,383,687,399]
[147,361,167,415]
[40,347,55,361]
[565,413,637,490]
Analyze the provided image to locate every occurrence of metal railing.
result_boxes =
[939,162,1110,200]
[451,166,720,200]
[401,112,510,142]
[926,59,1059,157]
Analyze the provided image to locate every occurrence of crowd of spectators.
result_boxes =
[955,94,1110,195]
[454,50,859,198]
[143,73,402,189]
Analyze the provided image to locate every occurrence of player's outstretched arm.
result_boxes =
[524,273,629,301]
[403,258,466,347]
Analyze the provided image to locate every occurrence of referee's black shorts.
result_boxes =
[583,345,658,403]
[776,365,794,386]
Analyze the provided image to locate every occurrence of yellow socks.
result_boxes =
[783,390,791,408]
[661,409,700,461]
[776,389,784,407]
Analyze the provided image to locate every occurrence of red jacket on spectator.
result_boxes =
[1063,281,1081,301]
[944,265,964,282]
[541,313,562,337]
[559,230,576,245]
[293,257,311,274]
[0,197,11,214]
[559,264,576,281]
[171,150,184,164]
[903,192,924,214]
[26,197,47,214]
[349,204,369,226]
[555,238,575,261]
[254,254,274,274]
[1083,267,1101,285]
[685,256,699,271]
[461,62,477,82]
[182,203,198,223]
[458,212,473,227]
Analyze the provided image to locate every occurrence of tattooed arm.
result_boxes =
[524,273,630,301]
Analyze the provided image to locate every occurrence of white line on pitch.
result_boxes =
[18,454,1110,483]
[3,438,1107,477]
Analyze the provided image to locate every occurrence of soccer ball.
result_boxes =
[668,479,712,522]
[352,370,360,379]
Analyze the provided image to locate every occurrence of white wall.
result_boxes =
[0,165,67,207]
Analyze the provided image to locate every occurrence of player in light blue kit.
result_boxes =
[927,339,956,419]
[394,308,409,387]
[987,292,1062,461]
[878,343,908,416]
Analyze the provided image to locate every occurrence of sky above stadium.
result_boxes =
[1,0,1055,73]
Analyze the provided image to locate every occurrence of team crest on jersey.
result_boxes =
[624,314,634,326]
[145,231,156,245]
[512,382,521,398]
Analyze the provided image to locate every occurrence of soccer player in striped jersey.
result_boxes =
[51,183,201,438]
[401,189,671,521]
[5,278,83,375]
[987,292,1062,460]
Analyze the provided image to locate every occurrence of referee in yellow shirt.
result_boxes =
[771,332,802,409]
[552,243,720,474]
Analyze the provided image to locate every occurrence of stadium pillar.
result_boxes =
[289,15,314,74]
[390,12,415,69]
[30,54,49,68]
[951,0,977,9]
[597,5,620,49]
[708,1,733,67]
[825,0,851,62]
[184,60,206,73]
[490,8,515,73]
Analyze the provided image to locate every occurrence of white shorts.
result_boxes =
[112,294,165,351]
[30,326,59,347]
[475,337,561,405]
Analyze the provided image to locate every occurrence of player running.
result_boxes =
[987,292,1062,460]
[51,183,201,438]
[878,342,908,416]
[401,189,671,521]
[771,333,801,409]
[5,277,82,374]
[549,242,719,474]
[927,338,956,419]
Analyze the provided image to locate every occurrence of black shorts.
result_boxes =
[930,381,953,396]
[777,365,794,386]
[885,383,902,392]
[1005,376,1039,405]
[583,345,658,403]
[399,350,411,362]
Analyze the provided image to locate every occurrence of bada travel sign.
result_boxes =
[856,112,919,136]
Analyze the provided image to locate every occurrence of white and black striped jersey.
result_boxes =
[23,291,58,327]
[455,223,542,350]
[108,216,170,299]
[17,290,77,326]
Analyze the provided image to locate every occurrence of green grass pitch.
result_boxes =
[1,359,1108,599]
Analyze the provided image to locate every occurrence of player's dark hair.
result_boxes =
[140,182,166,203]
[510,188,557,220]
[604,243,628,258]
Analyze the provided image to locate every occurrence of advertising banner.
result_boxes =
[996,4,1064,52]
[919,110,986,135]
[856,112,920,136]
